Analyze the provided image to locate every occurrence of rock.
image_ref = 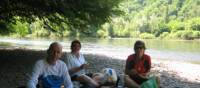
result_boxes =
[0,49,200,88]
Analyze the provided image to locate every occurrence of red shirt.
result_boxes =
[126,54,151,74]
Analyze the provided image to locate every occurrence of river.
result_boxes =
[0,37,200,64]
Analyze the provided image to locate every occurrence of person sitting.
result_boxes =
[62,39,99,88]
[27,42,73,88]
[124,40,157,88]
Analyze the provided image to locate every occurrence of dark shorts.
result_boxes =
[130,75,148,85]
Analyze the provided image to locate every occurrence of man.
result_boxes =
[27,42,73,88]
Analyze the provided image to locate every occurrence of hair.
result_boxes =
[70,39,81,49]
[47,42,60,55]
[134,40,146,51]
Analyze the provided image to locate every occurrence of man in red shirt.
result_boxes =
[125,40,151,88]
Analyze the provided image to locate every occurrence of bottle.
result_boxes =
[117,74,124,88]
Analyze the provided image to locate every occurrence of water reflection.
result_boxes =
[0,38,199,63]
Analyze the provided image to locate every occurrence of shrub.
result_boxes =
[192,31,200,39]
[97,30,109,38]
[159,32,169,39]
[11,21,29,37]
[130,31,140,38]
[181,30,193,40]
[139,33,155,39]
[172,31,183,39]
[32,29,49,37]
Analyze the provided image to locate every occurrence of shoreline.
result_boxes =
[0,49,199,88]
[152,59,200,83]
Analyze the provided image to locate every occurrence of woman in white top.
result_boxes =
[27,42,73,88]
[63,40,99,88]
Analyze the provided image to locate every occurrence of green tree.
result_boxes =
[0,0,123,37]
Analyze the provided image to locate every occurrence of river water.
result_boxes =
[0,37,200,64]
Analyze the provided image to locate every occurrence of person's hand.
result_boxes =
[130,69,138,75]
[80,63,89,69]
[138,74,148,79]
[127,69,138,77]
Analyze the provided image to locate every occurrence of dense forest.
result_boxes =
[107,0,200,39]
[0,0,200,40]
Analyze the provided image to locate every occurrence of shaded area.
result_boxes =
[0,0,123,38]
[0,49,46,88]
[0,49,199,88]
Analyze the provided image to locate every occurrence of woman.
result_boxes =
[125,40,152,88]
[62,39,99,88]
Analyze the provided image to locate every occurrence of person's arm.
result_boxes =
[125,56,147,79]
[62,64,73,88]
[125,56,137,77]
[27,60,42,88]
[68,64,86,75]
[67,54,88,75]
[144,56,151,73]
[141,55,151,77]
[62,53,80,75]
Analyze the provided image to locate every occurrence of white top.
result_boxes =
[62,53,86,77]
[27,59,73,88]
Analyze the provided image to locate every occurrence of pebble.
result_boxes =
[0,49,199,88]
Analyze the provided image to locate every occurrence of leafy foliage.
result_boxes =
[0,0,123,34]
[0,0,200,40]
[103,0,200,39]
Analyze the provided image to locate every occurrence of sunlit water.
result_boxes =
[0,37,200,64]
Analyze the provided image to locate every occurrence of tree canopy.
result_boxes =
[0,0,123,31]
[0,0,199,39]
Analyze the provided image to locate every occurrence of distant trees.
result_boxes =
[0,0,200,40]
[100,0,200,39]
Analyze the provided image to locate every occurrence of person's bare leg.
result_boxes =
[76,74,99,87]
[124,75,140,88]
[156,76,160,88]
[92,73,105,85]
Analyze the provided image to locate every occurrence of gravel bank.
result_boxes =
[0,49,199,88]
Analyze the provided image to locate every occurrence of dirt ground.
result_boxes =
[0,49,199,88]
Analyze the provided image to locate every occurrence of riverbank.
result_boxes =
[0,49,199,88]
